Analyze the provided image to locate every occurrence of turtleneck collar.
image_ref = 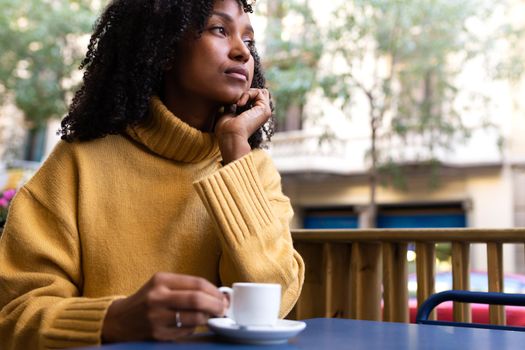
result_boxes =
[127,96,220,163]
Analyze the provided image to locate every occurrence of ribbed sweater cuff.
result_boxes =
[193,152,277,247]
[42,296,120,349]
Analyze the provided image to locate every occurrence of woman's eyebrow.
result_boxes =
[211,11,255,34]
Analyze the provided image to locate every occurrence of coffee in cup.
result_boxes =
[219,282,281,327]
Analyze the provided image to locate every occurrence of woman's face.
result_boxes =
[166,0,255,106]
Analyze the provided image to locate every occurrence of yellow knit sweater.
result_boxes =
[0,97,305,349]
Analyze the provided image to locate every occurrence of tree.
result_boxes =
[263,0,323,132]
[0,0,97,160]
[320,0,523,227]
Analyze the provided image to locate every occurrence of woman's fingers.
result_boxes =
[215,88,272,138]
[168,310,211,328]
[150,308,211,328]
[237,88,270,109]
[147,273,227,317]
[151,272,224,301]
[236,89,271,128]
[155,290,226,317]
[102,273,227,342]
[214,88,272,163]
[237,91,251,106]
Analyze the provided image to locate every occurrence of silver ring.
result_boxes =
[175,311,182,328]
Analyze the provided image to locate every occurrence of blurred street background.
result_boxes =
[0,0,524,278]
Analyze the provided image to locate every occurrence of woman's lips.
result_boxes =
[224,67,249,82]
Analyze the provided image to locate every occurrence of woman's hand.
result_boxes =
[101,273,227,342]
[214,88,272,164]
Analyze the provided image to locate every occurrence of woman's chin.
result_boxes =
[218,95,243,106]
[216,88,248,105]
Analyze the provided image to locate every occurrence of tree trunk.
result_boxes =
[281,103,303,131]
[366,113,378,228]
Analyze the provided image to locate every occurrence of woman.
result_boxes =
[0,0,305,348]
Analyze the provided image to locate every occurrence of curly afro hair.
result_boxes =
[60,0,274,149]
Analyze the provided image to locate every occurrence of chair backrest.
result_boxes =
[416,290,525,331]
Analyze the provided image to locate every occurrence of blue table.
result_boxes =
[75,318,525,349]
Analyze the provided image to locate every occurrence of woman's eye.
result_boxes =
[210,26,227,36]
[243,39,255,48]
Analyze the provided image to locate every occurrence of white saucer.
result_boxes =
[207,318,306,345]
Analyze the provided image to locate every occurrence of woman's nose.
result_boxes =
[230,36,251,62]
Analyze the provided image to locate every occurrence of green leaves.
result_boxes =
[263,0,523,197]
[0,0,98,127]
[263,0,323,130]
[321,0,522,174]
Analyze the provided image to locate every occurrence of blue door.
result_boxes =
[303,208,358,229]
[377,208,466,228]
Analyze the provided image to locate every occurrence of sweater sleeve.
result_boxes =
[0,145,120,350]
[193,149,305,317]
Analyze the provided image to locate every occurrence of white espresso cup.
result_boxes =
[219,282,281,327]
